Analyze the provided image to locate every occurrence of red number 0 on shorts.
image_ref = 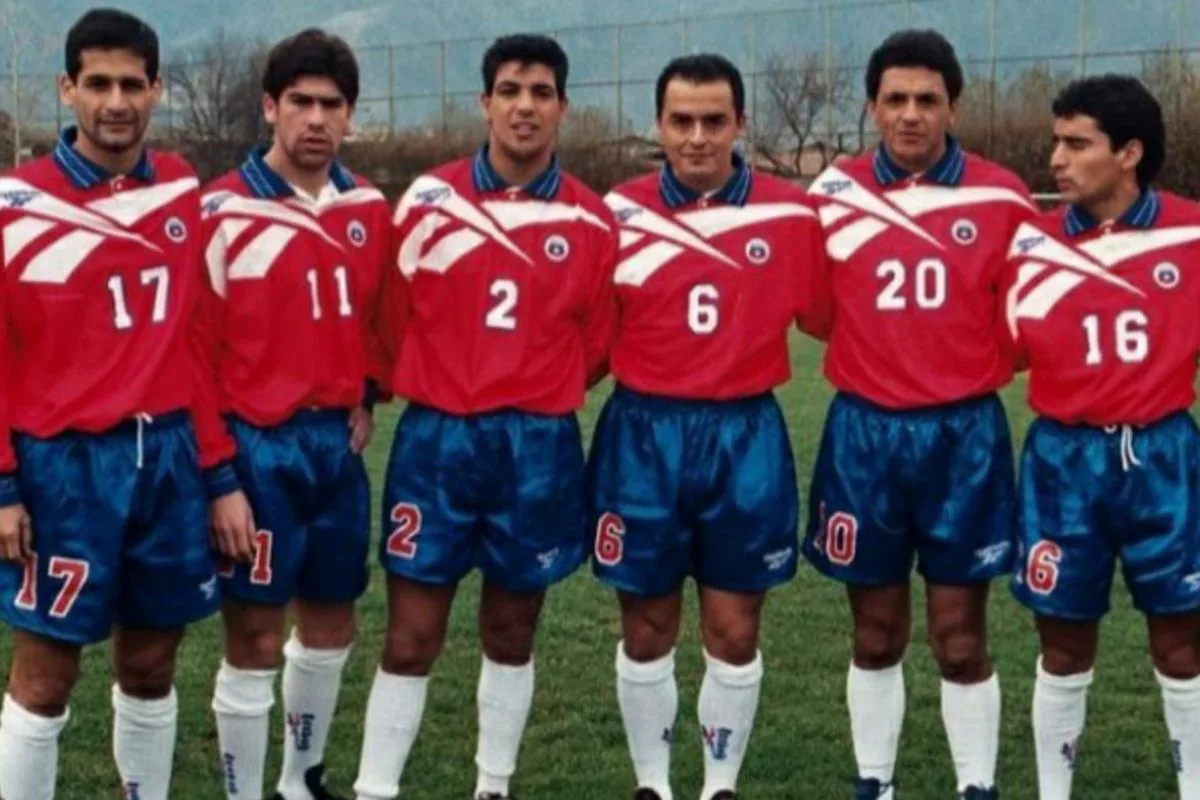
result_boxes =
[1026,540,1062,595]
[14,554,90,618]
[387,503,422,559]
[825,512,858,566]
[594,512,626,566]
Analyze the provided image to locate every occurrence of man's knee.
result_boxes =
[700,611,760,666]
[480,593,544,666]
[929,627,990,683]
[620,592,682,663]
[222,603,287,671]
[7,634,81,717]
[114,634,181,699]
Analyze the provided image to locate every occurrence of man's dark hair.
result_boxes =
[865,29,963,103]
[262,28,360,106]
[65,8,159,82]
[655,54,745,119]
[481,34,569,98]
[1053,74,1165,189]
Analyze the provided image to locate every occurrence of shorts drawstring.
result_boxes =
[1104,424,1143,471]
[135,413,153,469]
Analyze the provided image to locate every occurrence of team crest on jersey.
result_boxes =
[745,237,771,265]
[164,216,188,243]
[544,234,570,262]
[347,219,367,247]
[1154,262,1181,290]
[951,218,978,245]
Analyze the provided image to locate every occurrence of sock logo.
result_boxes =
[1173,739,1183,774]
[287,712,315,752]
[661,725,674,745]
[122,782,141,800]
[1060,738,1080,771]
[702,725,732,761]
[222,752,239,794]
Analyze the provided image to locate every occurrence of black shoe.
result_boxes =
[961,787,997,800]
[854,777,896,799]
[303,764,348,800]
[709,793,738,800]
[474,794,515,800]
[634,790,664,800]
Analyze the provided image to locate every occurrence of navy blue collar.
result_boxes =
[659,151,752,209]
[238,145,357,199]
[471,144,561,199]
[873,135,966,187]
[53,126,154,189]
[1064,189,1160,236]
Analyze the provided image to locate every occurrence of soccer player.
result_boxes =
[0,9,232,800]
[590,54,828,800]
[1006,75,1200,800]
[801,30,1035,799]
[196,29,390,800]
[351,34,616,800]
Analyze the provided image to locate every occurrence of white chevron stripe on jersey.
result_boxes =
[86,177,198,227]
[885,184,1034,218]
[819,204,855,228]
[1007,222,1143,295]
[1005,262,1050,337]
[481,200,611,232]
[19,229,105,283]
[228,225,298,280]
[418,229,488,274]
[205,195,344,250]
[204,219,255,298]
[615,241,684,287]
[604,192,739,269]
[826,217,888,261]
[675,202,815,238]
[0,178,160,251]
[396,176,533,265]
[808,166,944,250]
[285,186,387,216]
[1012,268,1084,322]
[397,212,453,277]
[1077,226,1200,267]
[3,217,55,262]
[619,230,645,249]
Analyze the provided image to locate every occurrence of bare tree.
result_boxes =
[163,30,270,180]
[0,0,50,165]
[750,52,853,177]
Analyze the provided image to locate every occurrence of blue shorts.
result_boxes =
[218,410,370,606]
[0,412,218,645]
[1012,413,1200,620]
[586,386,800,597]
[803,392,1016,586]
[380,404,586,592]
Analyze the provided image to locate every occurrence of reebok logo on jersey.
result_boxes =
[820,178,852,195]
[0,189,38,208]
[1016,234,1046,254]
[415,186,451,206]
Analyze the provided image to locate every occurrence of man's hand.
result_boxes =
[349,407,375,454]
[0,503,31,562]
[209,490,257,563]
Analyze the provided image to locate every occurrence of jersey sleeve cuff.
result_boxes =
[203,462,241,499]
[0,474,19,508]
[362,379,379,413]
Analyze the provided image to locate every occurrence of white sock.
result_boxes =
[277,632,351,799]
[1158,670,1200,800]
[847,662,905,785]
[616,643,677,800]
[353,669,429,800]
[112,685,178,800]
[941,674,1001,792]
[697,649,763,800]
[474,655,535,797]
[212,660,277,799]
[1032,656,1092,800]
[0,693,69,800]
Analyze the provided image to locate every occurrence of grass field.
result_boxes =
[0,335,1183,799]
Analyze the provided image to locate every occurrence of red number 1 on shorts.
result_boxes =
[387,503,422,559]
[250,530,274,586]
[14,554,90,618]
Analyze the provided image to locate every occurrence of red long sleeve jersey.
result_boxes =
[389,157,617,415]
[1005,191,1200,425]
[194,162,390,459]
[0,150,223,473]
[809,151,1036,409]
[604,171,827,399]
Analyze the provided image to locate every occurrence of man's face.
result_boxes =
[870,66,956,171]
[656,77,744,190]
[1050,113,1141,209]
[482,61,565,164]
[264,75,353,172]
[60,48,160,155]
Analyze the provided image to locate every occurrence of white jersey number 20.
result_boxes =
[875,258,946,311]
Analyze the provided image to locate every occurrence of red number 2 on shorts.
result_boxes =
[387,503,422,559]
[14,554,90,618]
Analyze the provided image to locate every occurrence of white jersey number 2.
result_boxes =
[486,278,519,330]
[875,258,946,310]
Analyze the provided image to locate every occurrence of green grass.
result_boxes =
[0,335,1183,799]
